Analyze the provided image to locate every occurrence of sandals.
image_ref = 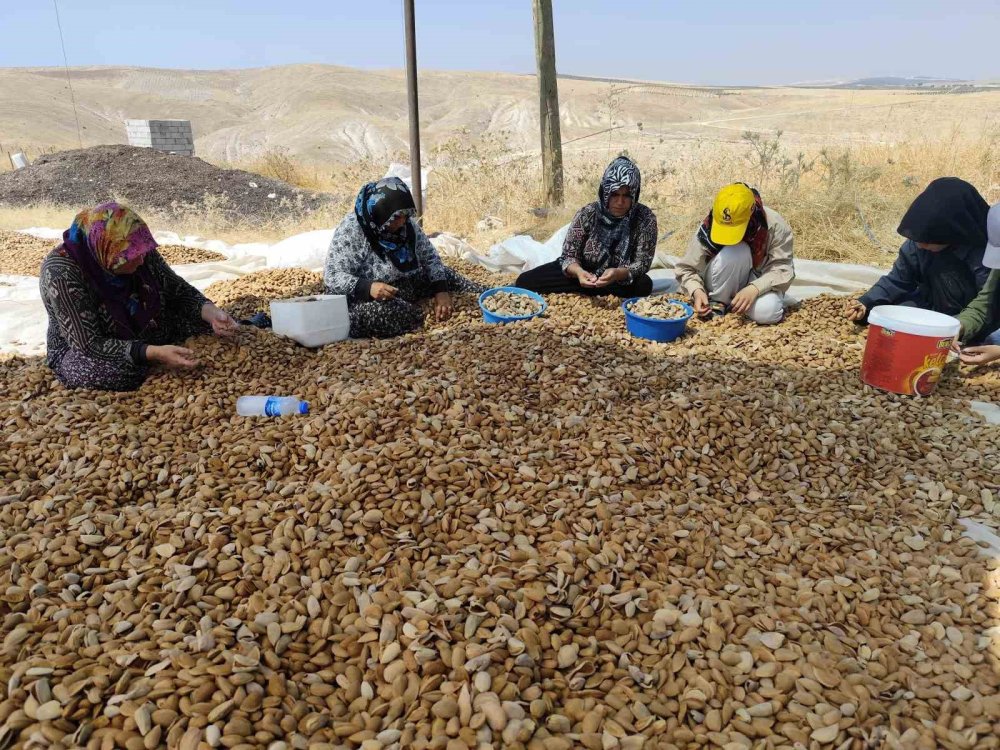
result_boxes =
[698,301,728,320]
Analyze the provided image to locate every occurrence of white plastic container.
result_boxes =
[270,294,349,347]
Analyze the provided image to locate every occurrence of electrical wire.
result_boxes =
[52,0,84,149]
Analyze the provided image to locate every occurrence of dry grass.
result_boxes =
[0,197,344,248]
[2,130,998,267]
[231,128,1000,268]
[412,129,1000,267]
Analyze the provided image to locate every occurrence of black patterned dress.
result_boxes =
[39,250,211,391]
[323,212,484,338]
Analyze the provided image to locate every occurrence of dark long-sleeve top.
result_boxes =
[859,240,988,314]
[323,212,449,301]
[559,202,658,283]
[39,249,209,369]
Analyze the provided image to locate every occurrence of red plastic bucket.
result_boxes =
[861,306,960,396]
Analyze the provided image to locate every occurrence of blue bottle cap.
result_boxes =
[299,402,310,414]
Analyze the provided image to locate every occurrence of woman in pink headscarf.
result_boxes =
[39,202,237,391]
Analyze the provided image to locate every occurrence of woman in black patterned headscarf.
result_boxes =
[516,156,658,297]
[324,178,484,338]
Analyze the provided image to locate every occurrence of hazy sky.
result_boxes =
[2,0,998,86]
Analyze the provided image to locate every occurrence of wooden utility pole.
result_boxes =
[403,0,423,218]
[532,0,564,206]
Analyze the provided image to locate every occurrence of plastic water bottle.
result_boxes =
[236,396,309,417]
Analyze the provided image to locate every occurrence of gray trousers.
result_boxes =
[705,242,785,325]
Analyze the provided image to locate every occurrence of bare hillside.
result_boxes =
[3,64,998,167]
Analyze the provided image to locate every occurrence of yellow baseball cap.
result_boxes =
[710,183,755,245]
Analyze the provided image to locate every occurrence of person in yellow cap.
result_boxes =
[675,183,795,324]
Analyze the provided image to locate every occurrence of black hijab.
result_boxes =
[898,177,989,247]
[354,177,418,271]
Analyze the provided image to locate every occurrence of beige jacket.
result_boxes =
[675,207,795,296]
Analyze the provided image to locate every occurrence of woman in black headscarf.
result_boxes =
[516,156,657,297]
[847,177,990,321]
[324,177,483,338]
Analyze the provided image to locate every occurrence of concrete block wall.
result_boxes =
[125,119,195,157]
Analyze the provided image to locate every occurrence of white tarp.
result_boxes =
[472,225,571,273]
[970,400,1000,425]
[474,223,887,299]
[265,230,333,271]
[0,224,951,360]
[1,229,273,357]
[384,162,431,206]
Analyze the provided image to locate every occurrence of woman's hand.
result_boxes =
[201,303,238,337]
[846,301,867,322]
[370,282,398,301]
[147,345,199,369]
[730,285,760,315]
[567,263,598,288]
[691,289,711,317]
[959,345,1000,365]
[433,291,453,321]
[594,268,628,287]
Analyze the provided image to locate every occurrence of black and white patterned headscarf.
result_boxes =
[598,156,641,208]
[589,156,642,270]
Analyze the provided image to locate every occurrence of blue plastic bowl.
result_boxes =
[622,297,694,342]
[478,286,548,324]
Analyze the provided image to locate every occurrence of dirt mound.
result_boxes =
[0,145,333,223]
[205,268,324,320]
[0,230,56,276]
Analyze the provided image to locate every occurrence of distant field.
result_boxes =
[0,64,997,267]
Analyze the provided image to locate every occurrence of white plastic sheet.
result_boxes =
[0,229,479,355]
[0,223,970,360]
[384,162,431,206]
[970,400,1000,425]
[430,233,480,262]
[0,231,271,357]
[265,230,334,271]
[958,518,1000,559]
[0,274,49,354]
[473,225,569,273]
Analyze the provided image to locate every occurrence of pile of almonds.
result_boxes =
[0,231,56,276]
[157,246,227,266]
[628,298,689,321]
[1,258,999,750]
[205,269,325,320]
[0,231,226,276]
[482,291,544,318]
